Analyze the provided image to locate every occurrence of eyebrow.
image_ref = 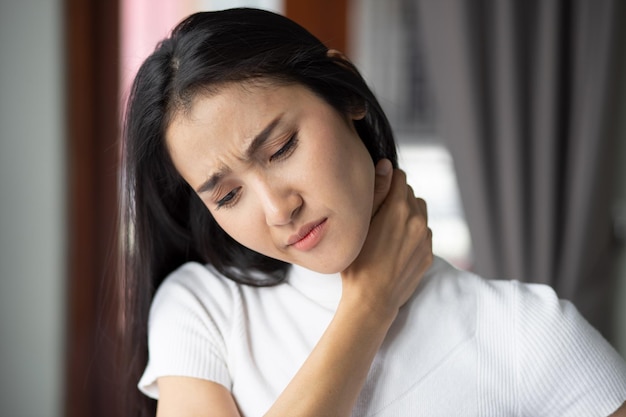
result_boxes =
[195,115,283,194]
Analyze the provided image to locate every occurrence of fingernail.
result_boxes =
[376,159,392,176]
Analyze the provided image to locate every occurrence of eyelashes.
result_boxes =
[216,132,299,209]
[216,186,242,208]
[270,132,298,162]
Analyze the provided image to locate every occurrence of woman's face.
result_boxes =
[166,82,375,273]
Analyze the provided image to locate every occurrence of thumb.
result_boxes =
[371,158,393,218]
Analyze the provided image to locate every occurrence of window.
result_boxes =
[351,0,473,268]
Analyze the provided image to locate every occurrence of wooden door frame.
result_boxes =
[65,0,122,415]
[285,0,349,53]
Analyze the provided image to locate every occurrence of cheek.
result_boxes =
[209,205,277,256]
[214,213,257,246]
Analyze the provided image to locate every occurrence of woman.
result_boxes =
[122,8,626,417]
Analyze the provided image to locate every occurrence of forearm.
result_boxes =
[610,402,626,417]
[264,295,396,417]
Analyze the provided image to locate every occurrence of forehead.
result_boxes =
[167,81,318,139]
[168,81,288,136]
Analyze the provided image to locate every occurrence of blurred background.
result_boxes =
[1,0,625,415]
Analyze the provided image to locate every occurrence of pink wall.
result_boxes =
[120,0,199,103]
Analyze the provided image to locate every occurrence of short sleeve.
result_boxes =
[516,281,626,416]
[138,263,234,399]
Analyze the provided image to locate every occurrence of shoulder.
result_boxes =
[432,258,622,366]
[427,260,626,413]
[153,262,238,304]
[446,262,626,414]
[425,259,573,326]
[138,262,242,398]
[510,280,626,413]
[149,262,239,323]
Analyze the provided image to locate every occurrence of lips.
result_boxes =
[287,218,327,250]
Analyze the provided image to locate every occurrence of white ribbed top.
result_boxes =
[139,257,626,416]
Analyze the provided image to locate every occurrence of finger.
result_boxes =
[386,168,409,203]
[405,226,434,276]
[415,227,434,273]
[371,158,393,217]
[406,185,416,207]
[415,197,428,225]
[404,185,428,226]
[371,169,410,229]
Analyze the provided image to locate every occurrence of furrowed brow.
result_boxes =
[196,166,230,195]
[244,115,283,160]
[195,115,283,195]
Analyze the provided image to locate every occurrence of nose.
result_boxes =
[256,179,302,226]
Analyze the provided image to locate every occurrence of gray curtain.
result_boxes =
[415,0,624,338]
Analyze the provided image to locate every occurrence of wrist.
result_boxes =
[338,289,398,331]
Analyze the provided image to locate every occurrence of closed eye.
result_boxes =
[270,132,298,162]
[215,133,298,209]
[216,186,241,209]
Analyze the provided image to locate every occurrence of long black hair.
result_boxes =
[120,8,397,415]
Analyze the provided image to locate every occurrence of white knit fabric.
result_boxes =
[138,257,626,416]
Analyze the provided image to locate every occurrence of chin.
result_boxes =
[308,263,347,275]
[308,246,363,275]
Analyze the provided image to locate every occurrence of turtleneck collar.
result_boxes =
[286,264,343,311]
